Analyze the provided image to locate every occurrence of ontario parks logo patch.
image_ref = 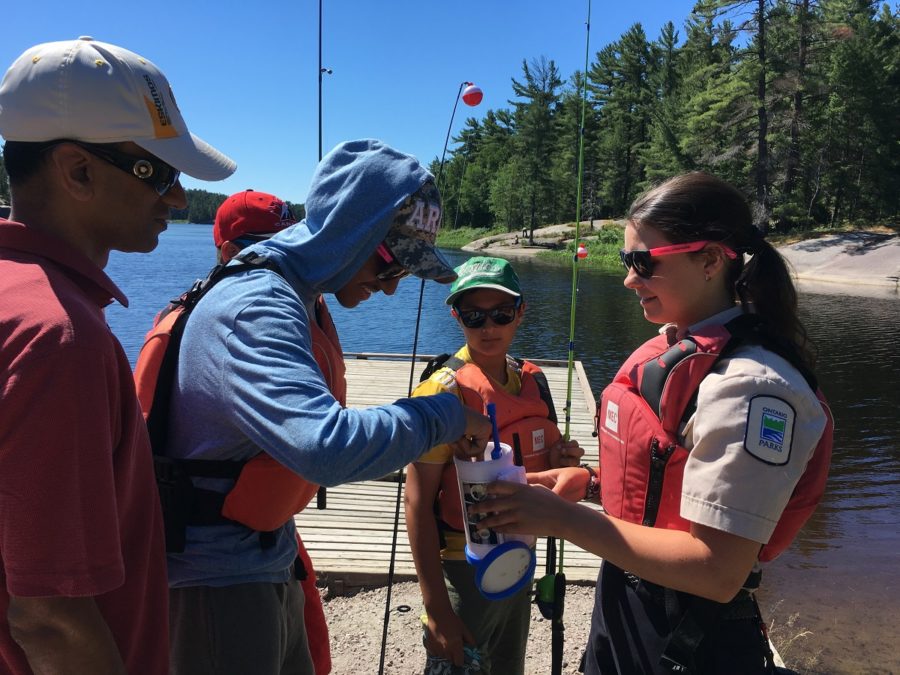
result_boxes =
[744,395,795,465]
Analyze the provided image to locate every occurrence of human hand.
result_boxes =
[449,408,492,459]
[525,466,590,503]
[466,480,574,538]
[549,438,585,468]
[423,607,476,666]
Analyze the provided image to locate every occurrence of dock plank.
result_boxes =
[299,355,602,588]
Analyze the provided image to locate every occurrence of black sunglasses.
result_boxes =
[454,299,522,329]
[69,141,181,196]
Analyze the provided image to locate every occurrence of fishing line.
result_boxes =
[377,80,482,675]
[549,3,592,673]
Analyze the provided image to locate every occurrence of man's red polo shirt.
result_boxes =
[0,220,168,674]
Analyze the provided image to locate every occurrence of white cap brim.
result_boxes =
[137,132,235,181]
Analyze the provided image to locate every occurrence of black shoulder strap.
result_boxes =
[147,254,283,456]
[418,353,466,382]
[639,341,700,420]
[150,255,285,553]
[515,357,558,425]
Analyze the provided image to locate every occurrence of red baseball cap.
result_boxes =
[213,189,297,247]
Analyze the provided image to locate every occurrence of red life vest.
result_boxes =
[432,356,561,532]
[596,315,833,562]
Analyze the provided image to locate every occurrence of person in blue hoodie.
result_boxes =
[162,139,493,675]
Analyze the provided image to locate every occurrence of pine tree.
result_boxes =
[509,56,563,240]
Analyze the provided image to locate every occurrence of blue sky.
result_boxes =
[2,0,698,205]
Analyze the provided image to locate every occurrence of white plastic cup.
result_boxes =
[453,442,536,558]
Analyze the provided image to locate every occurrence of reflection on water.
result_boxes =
[108,226,900,674]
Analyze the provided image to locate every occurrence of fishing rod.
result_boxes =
[542,3,592,674]
[315,0,333,512]
[377,80,483,675]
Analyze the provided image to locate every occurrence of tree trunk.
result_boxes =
[755,0,770,228]
[784,0,809,213]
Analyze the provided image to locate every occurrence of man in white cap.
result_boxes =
[0,37,235,674]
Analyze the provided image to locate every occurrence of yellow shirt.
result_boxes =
[412,345,522,558]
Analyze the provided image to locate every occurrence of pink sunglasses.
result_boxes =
[619,240,738,278]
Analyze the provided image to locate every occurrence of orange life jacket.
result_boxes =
[596,314,833,562]
[425,355,561,532]
[134,256,346,549]
[221,297,345,530]
[134,256,341,675]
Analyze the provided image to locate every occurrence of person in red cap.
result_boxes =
[0,37,235,675]
[214,189,298,264]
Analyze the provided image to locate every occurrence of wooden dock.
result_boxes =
[297,354,603,592]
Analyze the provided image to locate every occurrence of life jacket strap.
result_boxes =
[148,254,287,553]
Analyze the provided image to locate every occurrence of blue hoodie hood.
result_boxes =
[247,139,433,295]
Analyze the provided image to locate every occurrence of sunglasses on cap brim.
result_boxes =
[619,240,738,279]
[375,243,410,282]
[452,298,522,329]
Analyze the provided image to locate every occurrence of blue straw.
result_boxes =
[486,403,502,459]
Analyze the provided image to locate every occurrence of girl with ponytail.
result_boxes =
[626,171,814,368]
[469,172,833,674]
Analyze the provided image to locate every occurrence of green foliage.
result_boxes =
[169,189,226,223]
[436,225,506,249]
[534,224,626,271]
[435,0,897,233]
[4,3,896,234]
[169,189,305,225]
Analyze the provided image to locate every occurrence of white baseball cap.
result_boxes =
[0,36,236,180]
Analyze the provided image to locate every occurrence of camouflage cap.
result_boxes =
[382,181,456,283]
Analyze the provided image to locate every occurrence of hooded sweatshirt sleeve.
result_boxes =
[169,269,466,486]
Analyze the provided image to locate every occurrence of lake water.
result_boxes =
[107,224,899,674]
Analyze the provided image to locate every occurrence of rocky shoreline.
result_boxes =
[463,224,900,299]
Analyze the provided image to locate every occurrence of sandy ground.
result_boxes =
[321,579,596,674]
[466,225,900,299]
[320,580,799,674]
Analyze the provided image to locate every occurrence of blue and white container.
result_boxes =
[453,442,536,600]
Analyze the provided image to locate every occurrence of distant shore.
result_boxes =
[460,224,899,299]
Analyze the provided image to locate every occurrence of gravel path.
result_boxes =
[322,580,595,674]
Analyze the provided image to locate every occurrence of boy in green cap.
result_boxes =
[405,256,584,674]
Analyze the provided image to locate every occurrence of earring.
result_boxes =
[704,273,711,282]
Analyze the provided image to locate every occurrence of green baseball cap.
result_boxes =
[445,256,522,306]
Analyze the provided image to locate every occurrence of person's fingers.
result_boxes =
[475,507,521,532]
[462,625,477,646]
[450,435,487,459]
[526,470,558,489]
[487,479,525,497]
[463,409,493,440]
[450,640,465,667]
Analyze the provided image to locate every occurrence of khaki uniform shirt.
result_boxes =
[676,308,828,545]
